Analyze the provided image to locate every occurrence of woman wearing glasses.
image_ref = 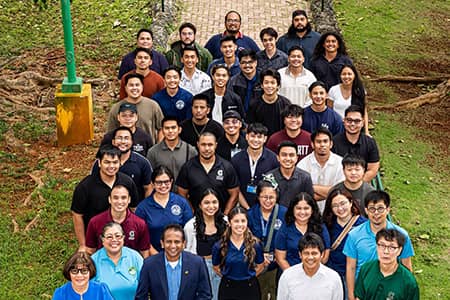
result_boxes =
[91,222,143,300]
[135,165,193,253]
[52,251,113,300]
[323,188,367,298]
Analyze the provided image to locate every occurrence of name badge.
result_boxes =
[246,184,256,194]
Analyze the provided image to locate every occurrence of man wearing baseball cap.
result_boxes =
[216,110,248,161]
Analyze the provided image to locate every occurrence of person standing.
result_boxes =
[207,35,241,77]
[216,110,247,161]
[179,45,212,95]
[256,27,288,73]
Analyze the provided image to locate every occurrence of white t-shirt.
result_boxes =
[328,84,351,119]
[212,95,223,124]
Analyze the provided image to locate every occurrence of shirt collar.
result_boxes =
[222,31,243,39]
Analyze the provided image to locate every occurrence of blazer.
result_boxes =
[135,251,212,300]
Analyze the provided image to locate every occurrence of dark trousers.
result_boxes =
[218,277,261,300]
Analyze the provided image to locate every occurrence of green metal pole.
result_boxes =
[60,0,82,93]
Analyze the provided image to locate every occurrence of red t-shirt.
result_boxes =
[266,129,312,161]
[119,70,165,99]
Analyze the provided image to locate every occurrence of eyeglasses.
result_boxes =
[103,233,124,241]
[331,201,349,209]
[377,243,400,252]
[181,31,194,36]
[344,118,363,124]
[367,206,387,214]
[154,180,171,186]
[70,268,89,275]
[223,119,240,125]
[240,60,255,66]
[226,19,240,23]
[260,195,276,201]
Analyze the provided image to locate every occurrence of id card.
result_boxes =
[246,184,256,194]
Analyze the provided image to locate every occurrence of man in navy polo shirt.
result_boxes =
[231,123,279,208]
[206,35,241,77]
[176,132,239,215]
[71,145,139,252]
[205,10,259,60]
[85,184,150,257]
[153,66,193,122]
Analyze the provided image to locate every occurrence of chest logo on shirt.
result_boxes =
[128,266,137,276]
[216,169,224,181]
[128,230,135,240]
[321,123,330,129]
[176,100,185,110]
[274,219,283,230]
[171,204,182,216]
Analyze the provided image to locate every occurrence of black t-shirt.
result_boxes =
[176,156,239,210]
[247,95,291,136]
[197,233,220,256]
[332,132,380,163]
[180,119,224,147]
[216,134,248,161]
[101,127,153,157]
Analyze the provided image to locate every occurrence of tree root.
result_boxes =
[23,173,45,206]
[24,211,41,232]
[9,214,20,233]
[371,75,449,84]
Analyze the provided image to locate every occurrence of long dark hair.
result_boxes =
[323,188,361,228]
[219,207,257,269]
[340,64,366,112]
[312,32,348,58]
[285,192,323,235]
[194,188,227,240]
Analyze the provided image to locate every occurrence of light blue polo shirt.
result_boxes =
[343,220,414,277]
[92,246,143,300]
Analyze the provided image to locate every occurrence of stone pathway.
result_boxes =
[178,0,310,48]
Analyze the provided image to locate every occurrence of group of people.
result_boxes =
[52,8,419,300]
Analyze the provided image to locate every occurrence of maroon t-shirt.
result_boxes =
[86,209,150,252]
[266,129,312,161]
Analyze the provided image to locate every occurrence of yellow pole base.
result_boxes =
[55,84,94,147]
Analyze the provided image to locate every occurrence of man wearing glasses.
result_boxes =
[205,10,260,60]
[216,110,248,161]
[343,190,414,300]
[332,105,380,182]
[165,22,212,72]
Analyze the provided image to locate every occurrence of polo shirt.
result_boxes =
[118,49,169,78]
[165,256,182,300]
[309,54,353,88]
[230,148,279,207]
[332,132,380,164]
[275,223,331,267]
[146,140,197,183]
[265,167,314,208]
[85,209,150,251]
[206,57,240,77]
[278,66,316,108]
[92,152,152,201]
[71,171,139,229]
[216,134,248,161]
[92,246,143,300]
[355,260,419,300]
[135,192,193,252]
[276,30,321,69]
[205,32,260,60]
[119,70,165,99]
[247,204,287,253]
[277,263,343,300]
[52,281,113,300]
[180,119,225,147]
[152,88,193,122]
[176,155,239,210]
[266,129,312,161]
[326,216,367,276]
[343,220,415,277]
[256,49,288,73]
[302,106,344,136]
[180,68,212,95]
[332,181,375,217]
[212,240,264,280]
[101,127,153,157]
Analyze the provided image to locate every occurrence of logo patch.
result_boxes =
[175,100,185,110]
[171,204,182,216]
[216,169,224,181]
[274,219,282,230]
[128,230,135,240]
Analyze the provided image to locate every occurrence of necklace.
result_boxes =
[192,120,209,137]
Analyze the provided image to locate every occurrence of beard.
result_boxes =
[295,22,311,33]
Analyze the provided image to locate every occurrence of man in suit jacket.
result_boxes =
[135,224,212,300]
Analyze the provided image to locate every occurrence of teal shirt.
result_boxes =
[92,246,143,300]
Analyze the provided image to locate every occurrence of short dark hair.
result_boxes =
[281,104,304,119]
[238,49,257,61]
[376,228,406,248]
[96,144,121,160]
[277,140,297,154]
[137,28,153,40]
[287,45,304,56]
[311,127,333,142]
[162,115,180,127]
[151,165,174,182]
[298,232,324,253]
[211,64,230,76]
[199,131,217,142]
[113,126,134,141]
[344,104,364,117]
[179,22,197,35]
[259,27,278,40]
[135,47,153,59]
[101,222,125,238]
[247,123,268,136]
[181,44,199,58]
[220,35,237,45]
[192,93,210,106]
[162,224,186,241]
[62,252,96,281]
[162,65,182,78]
[124,73,144,85]
[256,179,279,201]
[225,10,241,22]
[342,153,367,170]
[364,190,391,208]
[260,68,281,86]
[309,81,328,93]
